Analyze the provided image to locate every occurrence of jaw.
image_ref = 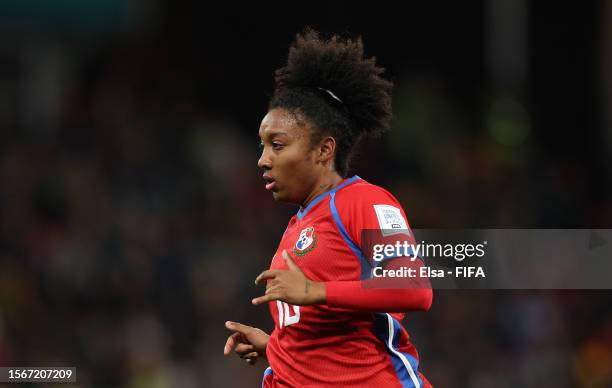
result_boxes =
[271,187,300,205]
[272,190,287,203]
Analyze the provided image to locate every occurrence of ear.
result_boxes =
[317,136,336,164]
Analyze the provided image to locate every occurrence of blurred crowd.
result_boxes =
[0,2,611,387]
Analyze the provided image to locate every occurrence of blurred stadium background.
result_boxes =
[0,1,610,387]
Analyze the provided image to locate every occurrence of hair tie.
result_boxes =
[317,87,344,105]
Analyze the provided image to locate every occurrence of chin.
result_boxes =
[272,191,296,204]
[272,192,287,202]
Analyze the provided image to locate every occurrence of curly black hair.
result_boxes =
[269,28,393,177]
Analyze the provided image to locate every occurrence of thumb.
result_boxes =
[282,250,302,273]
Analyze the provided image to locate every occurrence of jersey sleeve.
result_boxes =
[336,182,416,260]
[325,182,433,312]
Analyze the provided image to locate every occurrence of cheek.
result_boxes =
[279,146,313,171]
[289,150,317,177]
[277,150,317,190]
[303,151,313,162]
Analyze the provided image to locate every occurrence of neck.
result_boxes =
[301,172,344,209]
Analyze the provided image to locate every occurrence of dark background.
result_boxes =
[0,1,610,387]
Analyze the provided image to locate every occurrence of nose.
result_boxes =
[258,147,272,170]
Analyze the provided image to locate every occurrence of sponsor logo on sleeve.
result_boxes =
[373,204,410,237]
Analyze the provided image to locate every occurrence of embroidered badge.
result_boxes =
[294,226,317,256]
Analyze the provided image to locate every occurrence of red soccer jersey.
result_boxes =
[262,176,433,388]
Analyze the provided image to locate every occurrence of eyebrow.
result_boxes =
[259,130,289,139]
[268,131,288,137]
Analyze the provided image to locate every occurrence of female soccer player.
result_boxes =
[223,29,433,387]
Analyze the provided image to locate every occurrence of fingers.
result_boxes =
[224,321,253,355]
[223,332,242,356]
[243,351,259,359]
[227,335,260,365]
[245,352,259,365]
[225,321,252,335]
[255,269,280,285]
[252,292,281,305]
[235,343,255,355]
[265,285,279,295]
[223,321,267,365]
[282,250,302,273]
[253,283,282,304]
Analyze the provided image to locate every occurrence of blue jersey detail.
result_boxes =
[373,313,423,388]
[261,366,273,388]
[296,175,361,220]
[329,191,371,280]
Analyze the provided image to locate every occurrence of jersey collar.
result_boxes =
[296,175,361,220]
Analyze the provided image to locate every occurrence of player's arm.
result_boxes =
[253,250,327,306]
[253,187,433,312]
[252,250,431,312]
[223,321,270,365]
[324,256,433,312]
[324,187,433,312]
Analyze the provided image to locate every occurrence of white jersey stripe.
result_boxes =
[385,313,421,388]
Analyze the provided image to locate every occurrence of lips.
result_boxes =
[263,175,276,191]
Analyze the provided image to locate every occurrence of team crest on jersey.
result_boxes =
[294,226,317,256]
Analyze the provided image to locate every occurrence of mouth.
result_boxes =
[263,175,276,191]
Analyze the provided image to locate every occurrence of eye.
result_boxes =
[272,142,284,150]
[259,141,264,149]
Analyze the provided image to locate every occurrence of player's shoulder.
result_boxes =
[334,176,412,233]
[337,177,399,205]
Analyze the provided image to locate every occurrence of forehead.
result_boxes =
[259,108,308,138]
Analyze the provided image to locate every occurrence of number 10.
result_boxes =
[276,301,300,328]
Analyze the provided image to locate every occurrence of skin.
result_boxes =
[256,107,342,206]
[223,107,343,365]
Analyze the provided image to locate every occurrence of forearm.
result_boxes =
[321,256,433,312]
[325,281,432,312]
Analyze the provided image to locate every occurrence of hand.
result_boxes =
[252,250,326,306]
[223,321,270,365]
